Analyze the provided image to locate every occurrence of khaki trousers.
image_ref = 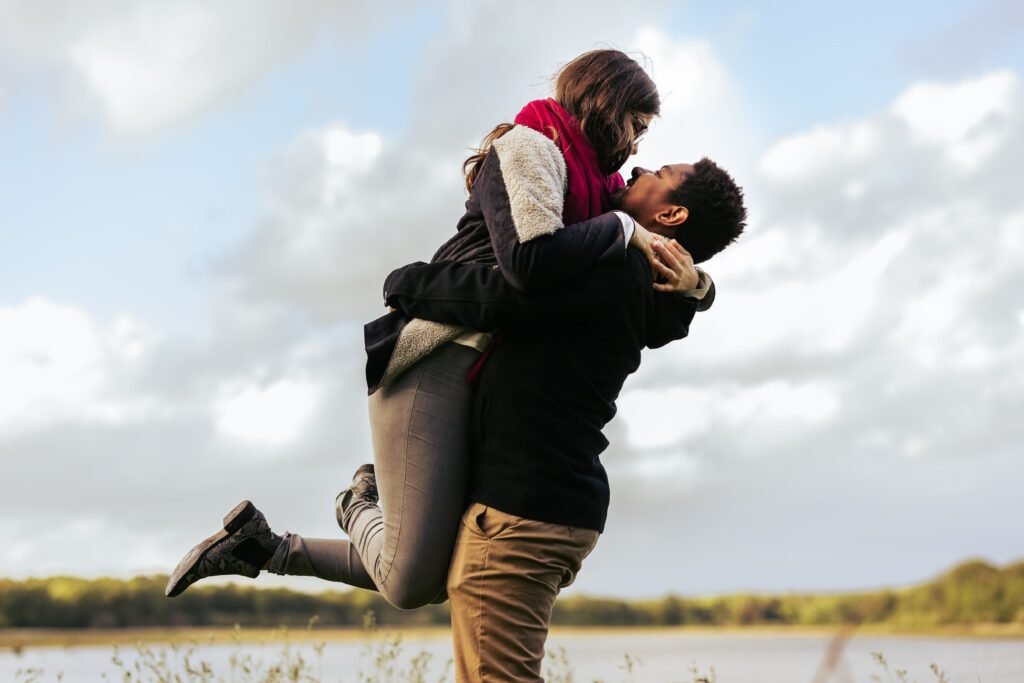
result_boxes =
[446,502,600,682]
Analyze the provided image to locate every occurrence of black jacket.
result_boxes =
[364,141,629,392]
[383,249,711,533]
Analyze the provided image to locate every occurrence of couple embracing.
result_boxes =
[166,49,746,682]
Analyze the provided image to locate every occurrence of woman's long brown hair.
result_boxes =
[462,123,515,193]
[463,49,660,193]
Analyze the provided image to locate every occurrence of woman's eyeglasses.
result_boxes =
[631,115,649,144]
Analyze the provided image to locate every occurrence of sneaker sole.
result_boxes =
[164,500,256,598]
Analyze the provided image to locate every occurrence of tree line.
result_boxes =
[1,559,1021,630]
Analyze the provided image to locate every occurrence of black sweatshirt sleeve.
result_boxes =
[383,260,617,331]
[474,151,626,293]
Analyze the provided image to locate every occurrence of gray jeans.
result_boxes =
[267,342,479,609]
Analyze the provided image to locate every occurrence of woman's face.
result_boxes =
[626,113,653,156]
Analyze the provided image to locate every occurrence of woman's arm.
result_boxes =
[474,127,628,293]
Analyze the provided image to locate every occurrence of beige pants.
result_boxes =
[446,502,600,682]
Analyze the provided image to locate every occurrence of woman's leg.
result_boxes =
[168,344,476,598]
[345,342,478,608]
[269,343,478,607]
[265,534,376,590]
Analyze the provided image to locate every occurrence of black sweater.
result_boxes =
[383,250,709,533]
[364,149,627,392]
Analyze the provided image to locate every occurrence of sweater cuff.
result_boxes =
[681,268,712,300]
[613,211,635,251]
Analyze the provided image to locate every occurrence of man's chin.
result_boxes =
[609,186,628,209]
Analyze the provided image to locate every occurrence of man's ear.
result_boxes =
[656,205,688,228]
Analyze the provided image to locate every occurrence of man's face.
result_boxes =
[611,164,694,230]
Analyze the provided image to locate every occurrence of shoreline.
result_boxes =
[3,623,1023,651]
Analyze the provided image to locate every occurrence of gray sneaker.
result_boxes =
[335,464,378,533]
[165,500,281,597]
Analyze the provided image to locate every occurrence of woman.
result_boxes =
[166,49,696,607]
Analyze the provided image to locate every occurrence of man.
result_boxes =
[383,158,747,681]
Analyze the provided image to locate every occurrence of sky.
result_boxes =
[1,0,1022,599]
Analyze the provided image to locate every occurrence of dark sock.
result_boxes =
[231,535,280,568]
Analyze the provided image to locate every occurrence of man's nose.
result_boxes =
[630,167,651,180]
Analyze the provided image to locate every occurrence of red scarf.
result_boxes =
[513,98,625,224]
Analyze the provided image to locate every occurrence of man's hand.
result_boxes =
[650,239,699,292]
[628,222,658,266]
[629,224,700,292]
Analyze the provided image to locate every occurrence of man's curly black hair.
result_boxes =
[668,158,747,263]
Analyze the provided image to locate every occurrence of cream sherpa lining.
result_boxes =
[381,127,565,386]
[380,318,466,387]
[492,125,567,242]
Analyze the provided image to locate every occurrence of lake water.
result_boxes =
[3,630,1023,682]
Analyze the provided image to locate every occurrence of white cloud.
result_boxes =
[793,229,909,354]
[892,71,1015,141]
[631,28,750,172]
[625,452,700,481]
[760,122,877,182]
[66,3,232,133]
[0,0,415,134]
[668,228,909,365]
[617,387,711,450]
[110,316,151,361]
[224,119,452,323]
[213,376,320,447]
[892,70,1017,169]
[0,298,156,433]
[692,69,1023,374]
[1001,211,1024,252]
[892,270,976,367]
[636,29,734,118]
[618,380,839,452]
[760,70,1021,179]
[717,380,840,424]
[322,128,383,203]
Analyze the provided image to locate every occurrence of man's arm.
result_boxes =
[646,289,702,349]
[383,260,617,331]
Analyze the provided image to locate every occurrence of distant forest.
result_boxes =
[2,559,1022,629]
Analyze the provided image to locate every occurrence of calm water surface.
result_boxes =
[3,631,1023,682]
